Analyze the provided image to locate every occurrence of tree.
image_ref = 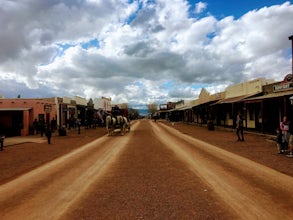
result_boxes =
[147,103,158,115]
[86,98,95,122]
[128,108,140,120]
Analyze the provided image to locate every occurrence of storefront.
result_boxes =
[0,99,56,136]
[245,80,293,134]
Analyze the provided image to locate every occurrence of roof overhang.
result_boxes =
[212,92,262,105]
[244,90,293,102]
[0,108,32,111]
[193,99,220,107]
[168,105,192,112]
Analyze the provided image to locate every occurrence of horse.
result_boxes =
[105,115,116,136]
[116,115,130,135]
[122,116,130,133]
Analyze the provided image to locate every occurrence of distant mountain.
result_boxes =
[138,109,148,116]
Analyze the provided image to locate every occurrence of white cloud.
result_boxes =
[195,1,207,14]
[0,0,292,107]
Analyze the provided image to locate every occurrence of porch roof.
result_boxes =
[178,105,193,111]
[168,105,192,112]
[244,90,293,101]
[212,93,260,105]
[192,99,219,108]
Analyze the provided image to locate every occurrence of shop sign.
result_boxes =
[273,82,293,92]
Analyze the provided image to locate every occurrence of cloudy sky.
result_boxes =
[0,0,292,109]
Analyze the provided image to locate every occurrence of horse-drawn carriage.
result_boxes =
[106,106,130,136]
[106,115,130,136]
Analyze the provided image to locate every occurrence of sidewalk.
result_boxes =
[2,131,64,147]
[2,127,92,147]
[2,123,275,147]
[174,121,276,140]
[3,136,47,147]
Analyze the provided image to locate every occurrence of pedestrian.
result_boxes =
[280,116,290,153]
[287,121,293,157]
[236,113,244,141]
[51,118,57,132]
[276,128,283,154]
[33,119,39,135]
[77,119,81,134]
[39,120,45,137]
[45,127,52,144]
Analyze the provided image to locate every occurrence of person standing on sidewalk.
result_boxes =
[276,128,283,154]
[287,121,293,157]
[39,120,45,137]
[33,119,39,135]
[280,116,290,153]
[236,113,244,141]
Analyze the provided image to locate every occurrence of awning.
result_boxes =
[193,99,220,107]
[168,105,192,112]
[212,93,260,105]
[178,106,193,111]
[244,90,293,102]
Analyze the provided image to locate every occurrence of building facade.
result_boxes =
[0,98,56,136]
[165,75,293,135]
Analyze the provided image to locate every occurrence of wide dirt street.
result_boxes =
[0,119,293,219]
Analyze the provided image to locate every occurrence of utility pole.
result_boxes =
[289,35,293,74]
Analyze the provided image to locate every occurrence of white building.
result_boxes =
[93,97,112,111]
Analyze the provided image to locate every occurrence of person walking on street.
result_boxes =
[236,113,244,141]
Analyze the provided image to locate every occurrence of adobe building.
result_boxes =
[0,98,56,136]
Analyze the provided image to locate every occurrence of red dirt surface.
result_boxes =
[0,120,292,220]
[0,127,107,184]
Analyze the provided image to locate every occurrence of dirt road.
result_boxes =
[0,120,293,219]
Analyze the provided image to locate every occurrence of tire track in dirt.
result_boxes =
[0,122,138,220]
[152,122,293,220]
[63,119,236,219]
